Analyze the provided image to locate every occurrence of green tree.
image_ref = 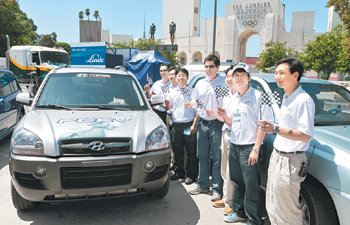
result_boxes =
[114,38,178,66]
[0,0,38,56]
[37,32,57,47]
[298,25,347,80]
[85,8,91,41]
[327,0,350,59]
[56,42,71,55]
[256,41,297,73]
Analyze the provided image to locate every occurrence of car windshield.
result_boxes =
[40,51,70,65]
[268,82,350,126]
[36,73,148,110]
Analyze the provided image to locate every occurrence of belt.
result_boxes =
[274,148,304,154]
[200,118,220,125]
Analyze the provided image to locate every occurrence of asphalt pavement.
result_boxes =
[0,134,269,225]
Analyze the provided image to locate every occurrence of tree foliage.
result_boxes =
[298,25,349,80]
[0,0,38,56]
[56,42,71,55]
[256,41,297,73]
[114,38,178,66]
[327,0,350,59]
[37,32,57,47]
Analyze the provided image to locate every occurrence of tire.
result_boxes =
[148,177,170,199]
[11,183,38,210]
[300,178,339,225]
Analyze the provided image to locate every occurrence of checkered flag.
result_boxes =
[146,73,153,85]
[260,91,281,120]
[214,86,230,99]
[180,86,191,95]
[161,85,170,94]
[196,99,207,110]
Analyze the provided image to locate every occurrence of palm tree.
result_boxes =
[85,9,92,41]
[93,10,100,41]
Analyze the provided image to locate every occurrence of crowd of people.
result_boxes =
[145,55,315,225]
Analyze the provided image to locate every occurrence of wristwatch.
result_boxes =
[253,147,259,152]
[274,125,279,135]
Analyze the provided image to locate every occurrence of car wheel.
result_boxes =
[300,178,339,225]
[148,177,170,199]
[11,182,38,210]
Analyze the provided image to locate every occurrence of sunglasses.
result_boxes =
[160,69,168,72]
[204,65,215,69]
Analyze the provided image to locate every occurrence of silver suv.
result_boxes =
[10,67,170,210]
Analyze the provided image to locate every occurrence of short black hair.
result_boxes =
[160,63,170,70]
[168,66,178,74]
[204,55,220,67]
[224,63,237,75]
[276,58,304,81]
[177,67,189,78]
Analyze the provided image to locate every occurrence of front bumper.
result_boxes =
[9,149,170,202]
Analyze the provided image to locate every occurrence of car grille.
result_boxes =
[14,172,46,190]
[59,138,132,156]
[60,164,132,189]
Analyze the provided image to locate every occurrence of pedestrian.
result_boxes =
[186,55,225,202]
[209,64,237,216]
[260,58,315,225]
[165,68,198,184]
[145,63,171,124]
[213,62,264,224]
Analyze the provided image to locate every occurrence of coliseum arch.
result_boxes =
[192,51,203,63]
[178,51,187,66]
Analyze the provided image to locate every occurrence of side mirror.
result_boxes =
[149,95,164,106]
[16,93,33,106]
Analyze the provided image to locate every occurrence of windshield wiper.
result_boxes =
[77,105,131,110]
[36,104,72,110]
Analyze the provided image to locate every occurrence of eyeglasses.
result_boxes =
[160,70,168,72]
[204,65,215,69]
[234,73,248,78]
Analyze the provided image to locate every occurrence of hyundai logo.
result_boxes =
[89,141,106,151]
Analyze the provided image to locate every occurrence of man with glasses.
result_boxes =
[215,63,265,225]
[186,55,225,202]
[145,63,171,124]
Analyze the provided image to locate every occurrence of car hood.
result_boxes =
[19,109,164,156]
[313,125,350,153]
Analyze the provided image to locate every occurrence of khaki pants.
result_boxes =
[221,129,234,207]
[266,149,307,225]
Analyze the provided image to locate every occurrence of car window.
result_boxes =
[268,82,350,126]
[6,72,19,93]
[0,72,12,97]
[36,73,148,110]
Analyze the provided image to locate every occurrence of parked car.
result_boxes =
[189,73,350,225]
[0,68,24,140]
[10,67,171,210]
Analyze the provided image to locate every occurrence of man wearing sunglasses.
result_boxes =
[145,63,171,124]
[186,55,226,202]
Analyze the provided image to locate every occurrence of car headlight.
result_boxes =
[11,129,44,156]
[145,125,170,151]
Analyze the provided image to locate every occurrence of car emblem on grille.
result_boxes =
[89,141,106,151]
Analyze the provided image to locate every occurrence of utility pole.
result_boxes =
[143,11,146,39]
[212,0,217,55]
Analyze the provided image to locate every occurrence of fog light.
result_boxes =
[35,166,47,176]
[144,161,154,170]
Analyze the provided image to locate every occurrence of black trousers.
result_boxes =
[171,122,198,179]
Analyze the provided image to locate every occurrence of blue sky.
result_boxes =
[19,0,330,57]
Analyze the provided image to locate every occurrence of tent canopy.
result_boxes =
[126,50,170,88]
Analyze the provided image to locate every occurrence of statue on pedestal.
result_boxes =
[169,21,176,44]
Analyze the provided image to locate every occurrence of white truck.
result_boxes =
[7,46,70,83]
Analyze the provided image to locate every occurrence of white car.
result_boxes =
[10,67,170,210]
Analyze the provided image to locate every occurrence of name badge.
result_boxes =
[184,128,191,136]
[233,113,241,122]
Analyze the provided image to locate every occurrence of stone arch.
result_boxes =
[178,51,187,66]
[237,29,259,62]
[192,51,202,63]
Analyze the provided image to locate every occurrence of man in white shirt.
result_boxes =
[165,68,198,185]
[186,55,225,201]
[260,58,315,225]
[145,63,171,124]
[215,63,264,224]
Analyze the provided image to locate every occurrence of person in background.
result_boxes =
[145,63,171,124]
[165,68,198,184]
[260,58,315,225]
